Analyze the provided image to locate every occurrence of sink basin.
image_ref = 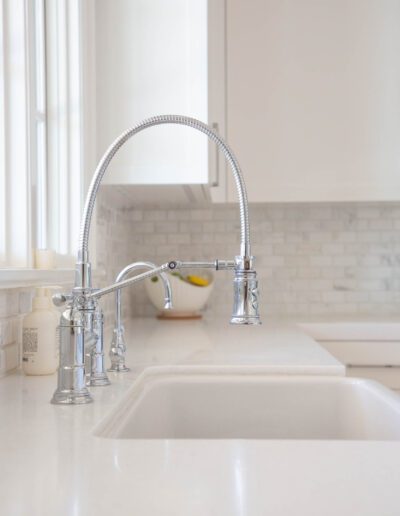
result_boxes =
[95,367,400,440]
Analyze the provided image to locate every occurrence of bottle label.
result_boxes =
[23,328,38,354]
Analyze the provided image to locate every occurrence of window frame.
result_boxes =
[0,0,93,276]
[0,0,31,268]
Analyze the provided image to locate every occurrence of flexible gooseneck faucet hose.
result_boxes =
[76,115,251,283]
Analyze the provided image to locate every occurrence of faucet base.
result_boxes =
[108,363,130,373]
[51,388,93,405]
[230,315,261,325]
[88,372,111,387]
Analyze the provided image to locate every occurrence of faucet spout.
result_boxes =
[109,261,172,373]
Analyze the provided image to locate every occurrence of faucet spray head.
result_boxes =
[230,257,261,325]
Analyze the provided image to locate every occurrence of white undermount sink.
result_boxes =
[94,367,400,441]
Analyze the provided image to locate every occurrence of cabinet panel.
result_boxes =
[96,0,208,186]
[226,0,400,202]
[322,340,400,367]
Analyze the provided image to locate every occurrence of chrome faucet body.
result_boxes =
[109,261,172,373]
[51,115,261,405]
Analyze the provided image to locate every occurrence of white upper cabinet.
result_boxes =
[95,0,226,202]
[226,0,400,202]
[94,0,400,204]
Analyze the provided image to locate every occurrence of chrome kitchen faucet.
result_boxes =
[51,115,261,405]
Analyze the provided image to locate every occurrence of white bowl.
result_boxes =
[145,271,214,318]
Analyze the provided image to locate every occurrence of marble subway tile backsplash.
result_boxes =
[96,192,400,319]
[2,194,400,375]
[96,193,142,332]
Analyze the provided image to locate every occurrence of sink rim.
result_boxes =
[93,365,400,441]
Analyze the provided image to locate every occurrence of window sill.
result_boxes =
[0,267,107,290]
[0,269,75,289]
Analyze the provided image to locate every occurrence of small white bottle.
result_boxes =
[22,288,59,375]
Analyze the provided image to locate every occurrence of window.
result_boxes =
[0,0,30,267]
[0,0,88,270]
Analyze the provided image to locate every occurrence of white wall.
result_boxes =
[99,187,400,319]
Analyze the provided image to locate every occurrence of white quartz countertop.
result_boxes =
[2,318,400,515]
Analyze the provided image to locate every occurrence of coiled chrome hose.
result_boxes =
[78,115,251,262]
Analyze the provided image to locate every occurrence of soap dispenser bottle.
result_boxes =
[22,287,59,375]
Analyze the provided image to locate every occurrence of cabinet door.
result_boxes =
[96,0,209,187]
[226,0,400,202]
